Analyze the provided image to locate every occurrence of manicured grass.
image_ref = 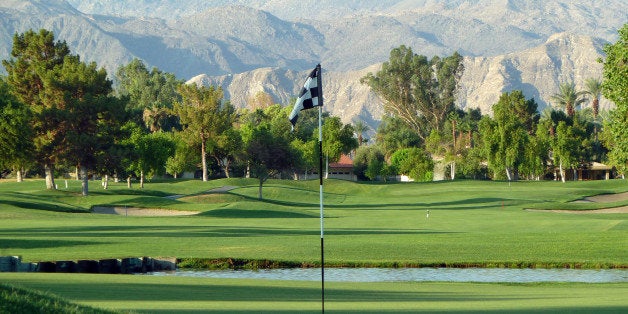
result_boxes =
[1,273,626,313]
[0,178,626,267]
[0,282,120,314]
[0,178,627,313]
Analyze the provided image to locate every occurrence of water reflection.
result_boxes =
[151,267,627,283]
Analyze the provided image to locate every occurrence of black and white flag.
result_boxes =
[289,64,322,127]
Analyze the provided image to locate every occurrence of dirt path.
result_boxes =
[206,185,238,193]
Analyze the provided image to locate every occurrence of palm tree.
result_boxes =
[584,77,603,157]
[353,120,369,146]
[583,78,602,119]
[142,106,170,132]
[550,82,587,118]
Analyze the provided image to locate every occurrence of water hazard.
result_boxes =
[151,267,627,283]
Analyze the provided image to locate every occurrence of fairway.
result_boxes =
[0,178,626,267]
[1,178,627,312]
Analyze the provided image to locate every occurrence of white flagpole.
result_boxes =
[316,64,325,313]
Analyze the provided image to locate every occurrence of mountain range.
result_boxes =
[0,0,626,129]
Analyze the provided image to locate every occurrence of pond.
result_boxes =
[150,267,627,283]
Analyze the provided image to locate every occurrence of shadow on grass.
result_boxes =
[0,199,87,213]
[13,280,625,314]
[230,191,509,211]
[15,282,456,302]
[199,208,317,219]
[0,239,101,250]
[0,225,451,238]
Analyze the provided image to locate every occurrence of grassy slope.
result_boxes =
[0,282,120,314]
[0,178,626,266]
[0,273,626,313]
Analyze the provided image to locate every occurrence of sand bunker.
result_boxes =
[577,191,628,203]
[91,186,238,216]
[530,207,628,214]
[92,206,198,216]
[528,191,628,214]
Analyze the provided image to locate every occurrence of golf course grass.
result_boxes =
[0,178,627,312]
[1,273,626,313]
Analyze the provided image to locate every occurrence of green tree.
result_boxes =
[44,53,127,195]
[124,123,175,188]
[0,77,34,181]
[166,131,198,179]
[480,91,538,180]
[361,46,463,141]
[353,145,386,181]
[600,24,628,177]
[553,121,581,182]
[211,127,243,178]
[550,82,587,118]
[322,116,358,174]
[2,29,71,189]
[290,137,318,179]
[242,107,296,199]
[174,83,235,181]
[116,59,183,132]
[390,147,433,182]
[375,116,422,158]
[454,108,484,179]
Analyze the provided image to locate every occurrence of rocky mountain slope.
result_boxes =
[190,32,611,127]
[0,0,625,129]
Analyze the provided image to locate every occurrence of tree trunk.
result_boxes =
[224,159,231,178]
[258,177,263,200]
[16,168,23,182]
[559,162,566,183]
[325,155,329,179]
[201,137,208,182]
[593,99,599,119]
[566,103,574,117]
[80,166,89,196]
[103,174,109,190]
[140,170,145,189]
[127,176,132,188]
[468,130,472,148]
[505,167,513,181]
[44,163,56,190]
[75,166,80,180]
[452,119,457,149]
[450,162,456,180]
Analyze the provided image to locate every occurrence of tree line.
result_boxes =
[1,26,627,196]
[0,29,357,198]
[358,24,627,182]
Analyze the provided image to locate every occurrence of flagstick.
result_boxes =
[319,104,325,314]
[317,64,325,313]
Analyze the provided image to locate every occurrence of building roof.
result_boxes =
[329,154,353,168]
[590,162,612,170]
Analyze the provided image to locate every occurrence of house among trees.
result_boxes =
[328,154,356,181]
[555,162,615,181]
